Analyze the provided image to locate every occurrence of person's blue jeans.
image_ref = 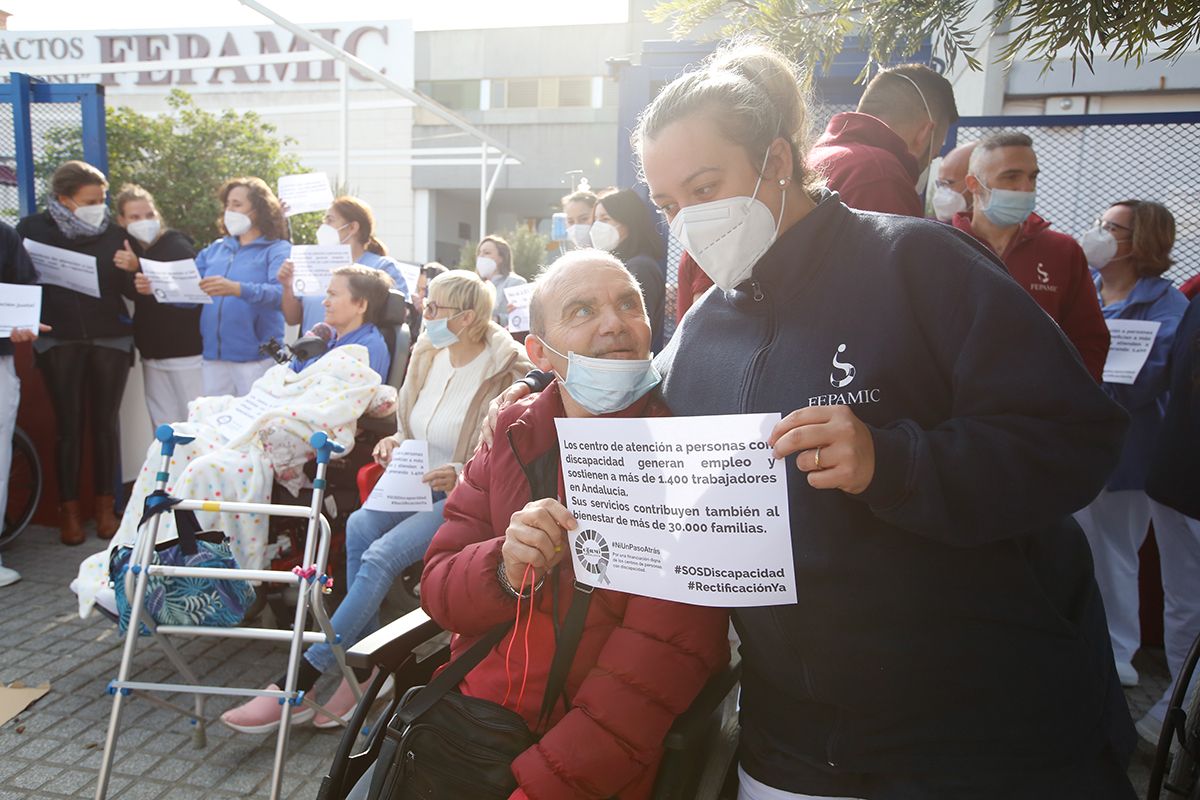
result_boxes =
[305,493,446,673]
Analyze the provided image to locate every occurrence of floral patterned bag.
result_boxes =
[110,491,255,634]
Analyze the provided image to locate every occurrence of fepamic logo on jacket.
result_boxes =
[1030,262,1058,293]
[809,343,882,407]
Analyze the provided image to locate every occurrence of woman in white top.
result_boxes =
[221,269,531,734]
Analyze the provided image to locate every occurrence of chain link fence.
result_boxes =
[0,81,91,226]
[949,113,1200,288]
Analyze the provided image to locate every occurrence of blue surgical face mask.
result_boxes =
[977,177,1036,228]
[542,341,661,415]
[424,315,461,349]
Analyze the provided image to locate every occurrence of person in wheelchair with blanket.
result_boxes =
[371,250,730,799]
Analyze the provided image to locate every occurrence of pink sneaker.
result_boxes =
[220,683,315,734]
[312,671,394,729]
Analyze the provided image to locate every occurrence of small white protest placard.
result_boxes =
[278,172,335,217]
[0,283,41,338]
[291,245,352,296]
[398,262,421,297]
[211,384,280,441]
[364,440,434,512]
[140,258,212,304]
[555,413,795,607]
[1103,319,1161,385]
[505,283,536,332]
[24,239,100,298]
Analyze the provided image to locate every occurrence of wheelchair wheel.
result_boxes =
[1165,685,1200,799]
[1,426,42,550]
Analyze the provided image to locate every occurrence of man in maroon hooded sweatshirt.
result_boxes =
[808,64,958,217]
[952,132,1109,381]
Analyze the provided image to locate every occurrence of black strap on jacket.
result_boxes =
[395,578,593,732]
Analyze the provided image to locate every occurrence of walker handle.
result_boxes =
[310,431,346,464]
[155,424,195,457]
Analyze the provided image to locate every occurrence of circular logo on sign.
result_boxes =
[574,529,611,584]
[153,288,167,301]
[294,278,306,293]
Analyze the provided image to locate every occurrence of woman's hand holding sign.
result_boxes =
[769,405,876,494]
[502,499,576,587]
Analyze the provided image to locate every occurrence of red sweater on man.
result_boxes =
[952,211,1110,381]
[807,112,924,217]
[675,251,714,322]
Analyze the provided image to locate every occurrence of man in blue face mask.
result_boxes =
[413,248,730,798]
[955,131,1110,381]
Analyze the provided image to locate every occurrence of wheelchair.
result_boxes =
[316,606,742,800]
[251,290,415,625]
[1148,630,1200,799]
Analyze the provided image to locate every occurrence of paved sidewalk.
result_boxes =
[0,523,1174,799]
[0,527,349,800]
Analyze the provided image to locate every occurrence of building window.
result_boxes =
[416,79,482,111]
[488,77,603,109]
[558,77,592,107]
[505,78,540,108]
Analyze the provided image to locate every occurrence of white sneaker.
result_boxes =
[0,565,20,587]
[1116,661,1139,687]
[1136,712,1164,747]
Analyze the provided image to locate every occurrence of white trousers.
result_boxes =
[142,355,204,429]
[1076,488,1200,719]
[0,356,18,568]
[201,358,273,398]
[738,766,865,800]
[1075,489,1151,669]
[1148,502,1200,721]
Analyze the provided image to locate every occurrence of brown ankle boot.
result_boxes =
[60,501,85,546]
[95,495,120,540]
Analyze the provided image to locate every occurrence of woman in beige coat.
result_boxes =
[222,270,531,735]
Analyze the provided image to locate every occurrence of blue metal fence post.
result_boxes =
[80,85,108,177]
[10,72,36,217]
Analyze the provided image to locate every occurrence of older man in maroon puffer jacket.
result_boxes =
[422,249,730,800]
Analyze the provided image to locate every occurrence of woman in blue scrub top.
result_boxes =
[279,196,406,334]
[291,264,393,382]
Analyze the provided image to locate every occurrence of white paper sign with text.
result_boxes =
[506,283,536,332]
[24,240,100,298]
[1103,319,1162,384]
[364,440,434,512]
[291,245,353,296]
[398,263,421,298]
[140,258,212,304]
[555,413,795,607]
[0,283,42,338]
[211,385,281,442]
[278,172,335,217]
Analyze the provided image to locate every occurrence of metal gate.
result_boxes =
[947,112,1200,287]
[0,72,107,223]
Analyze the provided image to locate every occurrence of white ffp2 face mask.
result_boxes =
[1080,226,1120,269]
[74,203,108,228]
[476,256,498,279]
[668,148,784,293]
[315,223,348,247]
[588,220,621,252]
[224,210,253,236]
[126,218,161,244]
[567,224,592,248]
[931,185,967,222]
